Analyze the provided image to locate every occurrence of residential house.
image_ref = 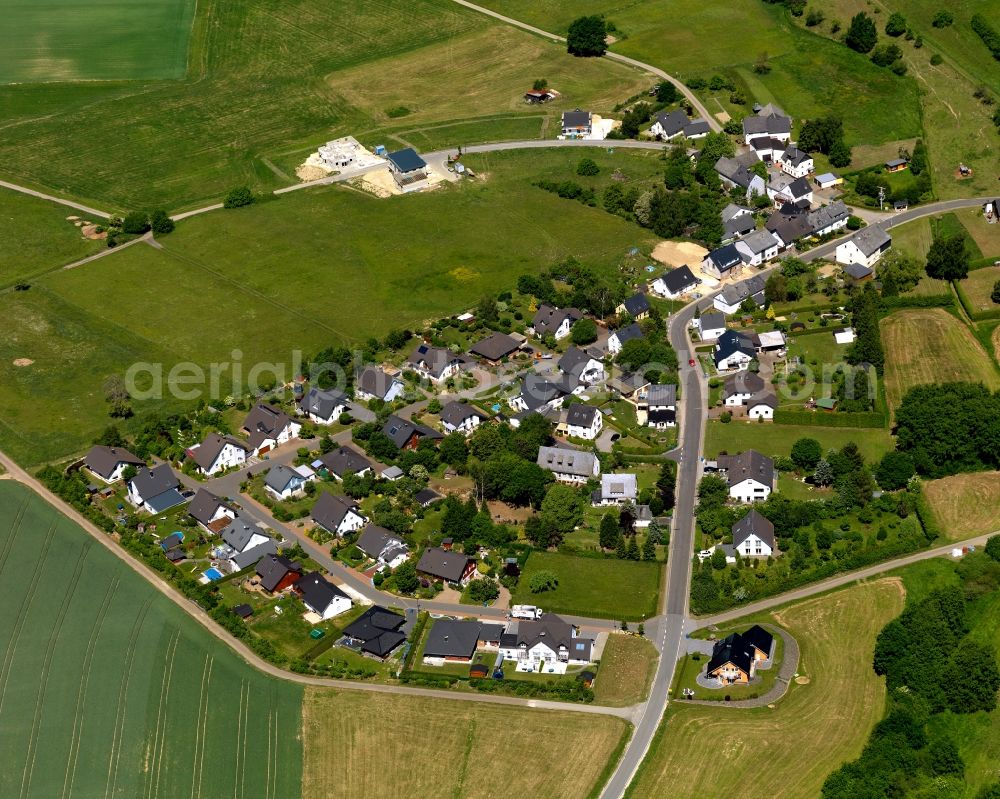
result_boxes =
[83,445,144,483]
[509,374,570,414]
[405,343,466,384]
[383,414,443,450]
[808,200,850,237]
[468,331,520,364]
[607,322,645,356]
[684,119,710,139]
[716,450,775,503]
[499,614,593,667]
[815,172,843,189]
[617,292,651,321]
[355,525,409,570]
[735,229,779,267]
[714,275,767,315]
[536,446,600,484]
[354,366,405,403]
[188,433,248,476]
[311,492,367,536]
[722,209,756,244]
[721,371,765,406]
[126,464,185,514]
[702,243,744,280]
[732,509,776,558]
[650,264,700,299]
[650,108,689,140]
[607,371,651,402]
[242,403,301,456]
[638,383,677,428]
[416,547,476,585]
[558,347,605,386]
[415,487,442,507]
[256,554,303,593]
[592,473,638,506]
[715,155,766,199]
[387,147,429,192]
[319,446,372,480]
[714,330,757,372]
[833,327,856,344]
[296,572,352,620]
[422,619,505,664]
[219,514,277,571]
[564,404,603,440]
[766,209,813,251]
[561,109,592,138]
[767,174,813,207]
[776,145,814,178]
[706,631,762,684]
[439,401,489,435]
[698,311,728,341]
[264,464,309,500]
[531,304,583,340]
[750,135,787,163]
[341,606,408,659]
[884,158,908,173]
[742,103,792,145]
[835,227,891,268]
[297,387,350,425]
[187,488,237,533]
[842,262,874,282]
[747,391,777,420]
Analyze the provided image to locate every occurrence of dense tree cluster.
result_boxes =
[846,12,879,53]
[845,284,884,373]
[894,383,1000,477]
[925,232,971,282]
[797,116,852,167]
[566,15,607,56]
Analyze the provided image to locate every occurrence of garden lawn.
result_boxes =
[880,308,1000,415]
[958,208,1000,258]
[923,471,1000,541]
[0,189,103,288]
[628,578,905,798]
[0,0,196,82]
[592,633,658,706]
[301,688,628,799]
[957,267,1000,319]
[513,550,662,620]
[0,480,302,798]
[704,420,893,463]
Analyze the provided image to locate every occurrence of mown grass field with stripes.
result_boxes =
[0,480,302,798]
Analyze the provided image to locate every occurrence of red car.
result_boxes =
[688,358,696,367]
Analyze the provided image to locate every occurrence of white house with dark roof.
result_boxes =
[734,229,779,267]
[722,371,765,406]
[296,572,352,620]
[808,200,850,237]
[767,174,813,207]
[509,374,569,414]
[617,292,651,320]
[747,391,777,420]
[241,403,301,456]
[187,488,236,533]
[715,156,766,199]
[732,509,776,557]
[716,450,775,503]
[776,145,813,178]
[742,104,791,145]
[558,347,605,386]
[355,525,409,570]
[650,108,689,140]
[592,473,638,506]
[354,366,405,403]
[188,432,248,476]
[607,322,644,356]
[714,330,756,372]
[751,135,787,163]
[264,464,309,500]
[714,275,767,315]
[640,383,677,428]
[698,311,728,341]
[219,514,277,571]
[835,227,891,268]
[531,304,583,340]
[536,445,600,483]
[650,264,700,299]
[405,343,466,384]
[564,404,602,440]
[561,109,592,138]
[499,613,593,668]
[83,445,144,483]
[297,387,350,425]
[684,119,710,139]
[439,401,489,435]
[126,464,185,514]
[319,446,372,480]
[722,208,756,244]
[311,492,367,536]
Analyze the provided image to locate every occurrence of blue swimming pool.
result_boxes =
[203,567,224,581]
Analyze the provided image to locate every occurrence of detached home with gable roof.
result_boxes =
[808,200,850,237]
[716,450,775,503]
[592,473,638,506]
[776,145,814,178]
[311,492,367,536]
[702,243,745,280]
[650,108,689,140]
[83,445,144,483]
[706,625,774,684]
[387,147,429,192]
[187,488,237,533]
[241,403,301,456]
[536,446,600,484]
[319,446,372,481]
[531,304,583,340]
[617,292,651,320]
[563,404,603,440]
[607,322,645,356]
[650,264,700,299]
[715,155,766,199]
[296,572,352,620]
[698,311,728,341]
[722,371,765,406]
[264,464,310,500]
[742,104,792,145]
[732,509,776,558]
[509,374,569,414]
[256,554,303,594]
[383,414,443,450]
[734,229,779,267]
[714,275,767,315]
[354,366,404,403]
[639,383,677,428]
[558,346,605,386]
[297,387,350,425]
[405,343,466,384]
[714,330,757,372]
[126,464,185,514]
[416,547,476,585]
[439,401,489,435]
[220,514,277,571]
[356,525,409,570]
[188,432,249,476]
[835,226,891,268]
[499,613,593,668]
[561,109,592,138]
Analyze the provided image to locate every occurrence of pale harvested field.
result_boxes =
[593,633,658,707]
[924,471,1000,540]
[880,309,1000,414]
[959,267,1000,315]
[957,208,1000,258]
[652,240,708,268]
[628,579,905,798]
[302,690,628,799]
[850,138,919,169]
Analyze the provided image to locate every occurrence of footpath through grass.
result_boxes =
[628,578,905,798]
[0,480,303,798]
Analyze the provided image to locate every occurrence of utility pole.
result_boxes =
[877,185,885,211]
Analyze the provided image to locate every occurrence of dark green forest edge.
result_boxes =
[823,538,1000,798]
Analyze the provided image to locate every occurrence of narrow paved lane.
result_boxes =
[0,178,112,219]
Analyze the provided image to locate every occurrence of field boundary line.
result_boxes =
[105,597,154,799]
[145,629,181,799]
[190,654,214,799]
[0,492,29,576]
[0,518,57,718]
[0,180,111,220]
[62,577,121,799]
[19,536,93,798]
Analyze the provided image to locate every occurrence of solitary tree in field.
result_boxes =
[925,233,970,282]
[567,15,607,56]
[992,280,1000,304]
[846,12,878,53]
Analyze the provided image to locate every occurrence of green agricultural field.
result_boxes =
[512,550,662,620]
[704,420,894,463]
[0,0,648,210]
[628,578,905,798]
[0,480,303,797]
[0,0,196,83]
[0,188,102,288]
